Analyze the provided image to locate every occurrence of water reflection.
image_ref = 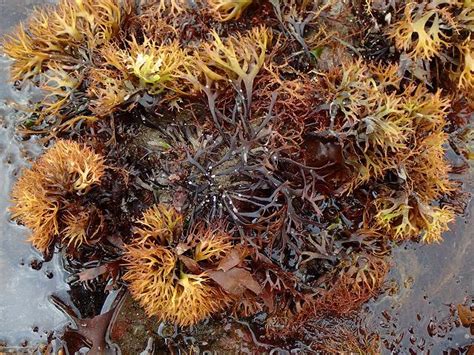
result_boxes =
[366,173,474,353]
[0,0,69,346]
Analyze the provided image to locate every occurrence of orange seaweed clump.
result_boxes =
[123,205,234,326]
[253,64,325,138]
[314,253,389,316]
[87,67,132,116]
[2,0,122,81]
[318,58,455,201]
[274,252,388,340]
[10,170,61,252]
[10,140,106,253]
[37,140,105,193]
[62,208,103,248]
[124,243,231,326]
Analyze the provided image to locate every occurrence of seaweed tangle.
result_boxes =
[2,0,472,351]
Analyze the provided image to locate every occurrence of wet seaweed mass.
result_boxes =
[1,0,473,353]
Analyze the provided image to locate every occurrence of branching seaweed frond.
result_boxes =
[456,36,474,93]
[401,85,450,132]
[28,0,121,48]
[388,3,449,60]
[193,26,272,103]
[374,192,454,243]
[405,131,454,201]
[418,204,455,243]
[133,204,183,245]
[39,61,82,118]
[190,224,233,262]
[125,36,192,94]
[87,67,133,116]
[359,93,412,154]
[3,0,122,81]
[170,271,232,326]
[375,194,418,240]
[62,209,91,248]
[318,58,379,125]
[2,24,49,81]
[209,0,253,21]
[138,0,188,16]
[312,253,388,316]
[39,140,105,193]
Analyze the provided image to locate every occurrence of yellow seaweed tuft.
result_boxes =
[375,195,418,241]
[209,0,253,21]
[374,193,454,243]
[456,36,474,96]
[38,140,105,193]
[133,204,183,245]
[388,4,449,60]
[418,205,455,243]
[192,26,272,98]
[10,172,61,252]
[125,37,190,94]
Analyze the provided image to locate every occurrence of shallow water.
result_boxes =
[366,171,474,353]
[0,0,69,347]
